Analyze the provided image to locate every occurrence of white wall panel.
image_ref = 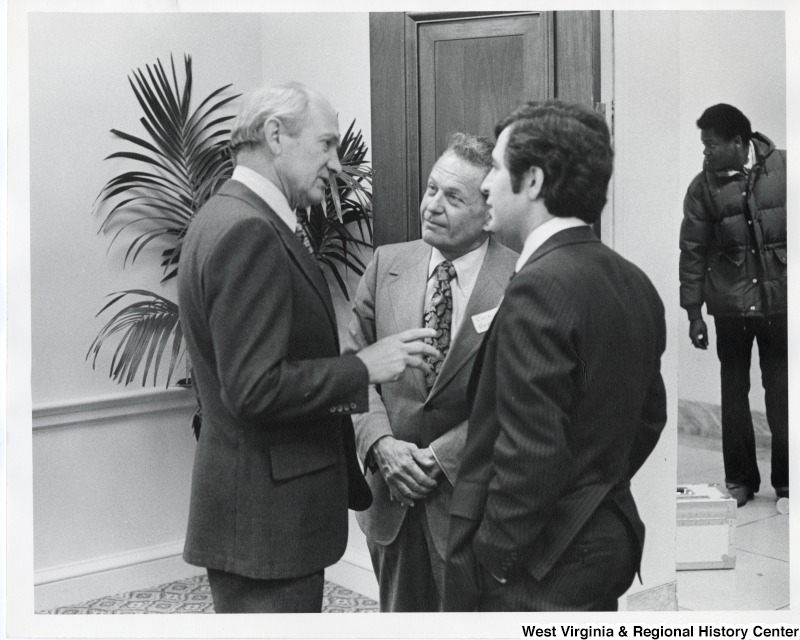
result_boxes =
[28,12,263,406]
[613,10,681,605]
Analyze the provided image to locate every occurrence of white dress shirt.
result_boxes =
[426,239,489,340]
[231,165,296,230]
[515,217,589,273]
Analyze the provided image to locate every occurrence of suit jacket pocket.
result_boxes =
[269,438,337,481]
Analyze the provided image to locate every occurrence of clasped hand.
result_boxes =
[372,436,441,507]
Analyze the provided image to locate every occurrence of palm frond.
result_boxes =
[87,291,183,387]
[90,60,374,387]
[94,55,238,269]
[297,119,373,299]
[90,55,238,387]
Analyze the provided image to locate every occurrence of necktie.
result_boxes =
[295,222,315,256]
[423,260,456,391]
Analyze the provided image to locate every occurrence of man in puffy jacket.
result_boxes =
[679,103,787,507]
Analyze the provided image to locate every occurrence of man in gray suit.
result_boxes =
[343,133,518,611]
[178,82,437,613]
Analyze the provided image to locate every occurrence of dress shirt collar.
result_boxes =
[515,217,589,272]
[231,165,296,231]
[428,239,489,297]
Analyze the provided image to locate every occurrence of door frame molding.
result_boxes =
[369,11,600,246]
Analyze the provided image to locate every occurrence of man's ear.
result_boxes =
[263,118,283,155]
[526,166,545,201]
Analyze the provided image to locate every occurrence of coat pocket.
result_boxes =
[269,438,337,481]
[761,246,787,313]
[705,249,746,313]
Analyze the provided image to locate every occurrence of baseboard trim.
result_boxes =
[678,398,770,446]
[33,387,196,431]
[34,543,203,612]
[35,540,186,586]
[35,540,380,611]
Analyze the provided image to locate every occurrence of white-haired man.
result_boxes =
[178,82,437,613]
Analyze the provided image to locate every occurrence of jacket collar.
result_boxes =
[215,180,339,338]
[518,224,599,274]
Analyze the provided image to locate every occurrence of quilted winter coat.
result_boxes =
[679,133,786,319]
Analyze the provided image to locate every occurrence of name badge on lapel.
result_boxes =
[471,304,500,334]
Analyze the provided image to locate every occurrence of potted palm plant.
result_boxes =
[88,54,373,388]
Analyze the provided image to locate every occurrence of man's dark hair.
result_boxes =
[696,104,752,142]
[495,100,613,224]
[445,132,494,172]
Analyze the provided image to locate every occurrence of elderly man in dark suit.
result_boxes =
[178,82,437,613]
[343,133,518,611]
[444,100,667,612]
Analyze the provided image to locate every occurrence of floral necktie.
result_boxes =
[423,260,456,391]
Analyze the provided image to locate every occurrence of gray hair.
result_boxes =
[229,81,314,154]
[443,132,494,173]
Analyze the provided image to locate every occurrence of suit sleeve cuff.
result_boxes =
[327,354,369,416]
[428,445,453,486]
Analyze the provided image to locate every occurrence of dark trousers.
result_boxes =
[367,503,444,612]
[715,314,788,491]
[206,567,324,613]
[477,502,638,612]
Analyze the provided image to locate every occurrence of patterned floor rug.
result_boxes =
[38,574,378,614]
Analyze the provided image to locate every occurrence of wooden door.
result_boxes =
[369,11,600,246]
[417,14,553,201]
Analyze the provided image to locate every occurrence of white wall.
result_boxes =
[676,11,786,412]
[259,12,374,336]
[30,13,263,406]
[259,13,372,157]
[612,11,682,604]
[612,8,787,605]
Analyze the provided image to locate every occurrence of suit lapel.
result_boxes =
[427,238,508,401]
[219,181,339,336]
[386,241,431,400]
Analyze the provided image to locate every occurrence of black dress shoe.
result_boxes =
[727,485,754,507]
[775,487,789,499]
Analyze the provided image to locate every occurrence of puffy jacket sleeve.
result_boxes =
[679,175,714,320]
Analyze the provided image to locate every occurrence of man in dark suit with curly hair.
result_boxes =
[444,100,667,612]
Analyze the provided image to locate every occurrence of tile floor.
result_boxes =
[676,433,789,610]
